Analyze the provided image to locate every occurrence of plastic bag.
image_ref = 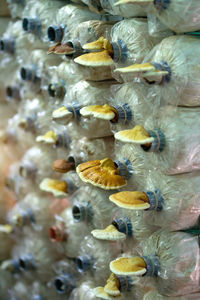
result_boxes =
[110,229,200,297]
[0,114,35,158]
[17,94,57,137]
[47,3,106,43]
[52,259,80,296]
[6,0,27,19]
[148,0,200,33]
[22,0,64,43]
[74,18,163,81]
[111,18,162,69]
[0,20,43,63]
[139,230,200,296]
[19,145,57,182]
[79,82,157,137]
[70,20,112,44]
[59,59,113,82]
[4,234,59,282]
[91,209,157,251]
[7,192,55,233]
[19,49,61,93]
[116,35,200,106]
[53,137,115,175]
[144,290,200,300]
[99,0,147,17]
[69,280,98,300]
[70,185,116,229]
[147,13,174,38]
[142,171,200,230]
[117,106,200,174]
[75,235,121,284]
[53,80,114,138]
[50,208,90,258]
[111,169,200,230]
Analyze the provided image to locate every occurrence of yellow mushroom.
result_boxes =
[93,287,121,300]
[115,62,156,74]
[52,106,73,123]
[110,256,147,276]
[74,50,114,67]
[76,158,127,190]
[109,191,150,210]
[83,37,113,54]
[114,125,154,144]
[36,130,58,144]
[39,178,68,197]
[75,37,114,67]
[80,104,118,121]
[91,224,126,241]
[104,273,121,296]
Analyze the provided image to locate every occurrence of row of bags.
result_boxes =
[0,211,199,299]
[4,141,200,231]
[1,18,200,108]
[3,80,200,178]
[6,0,200,34]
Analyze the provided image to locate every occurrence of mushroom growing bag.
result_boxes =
[113,0,200,33]
[109,230,200,297]
[115,106,200,175]
[74,18,162,79]
[109,170,200,230]
[116,35,200,107]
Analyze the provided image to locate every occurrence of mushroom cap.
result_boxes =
[83,37,113,54]
[110,257,147,276]
[48,42,74,55]
[114,125,154,144]
[76,158,127,190]
[74,50,114,67]
[39,178,68,197]
[109,191,150,210]
[93,287,121,300]
[52,159,75,173]
[115,62,156,74]
[36,130,58,144]
[80,104,117,121]
[104,273,121,296]
[91,224,126,241]
[52,106,73,123]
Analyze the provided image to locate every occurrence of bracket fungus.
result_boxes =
[52,158,75,174]
[76,158,127,190]
[109,191,150,210]
[91,217,132,241]
[74,37,114,67]
[36,130,58,145]
[39,178,70,197]
[110,256,147,276]
[115,125,154,145]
